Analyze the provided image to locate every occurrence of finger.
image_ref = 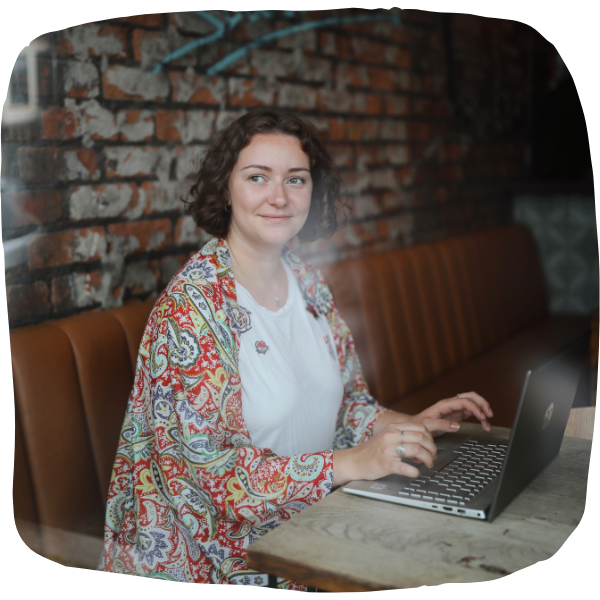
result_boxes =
[456,392,494,418]
[423,418,462,434]
[402,429,437,459]
[445,397,489,424]
[399,442,435,469]
[393,459,420,478]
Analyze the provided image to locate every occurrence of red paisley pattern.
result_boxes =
[100,238,387,587]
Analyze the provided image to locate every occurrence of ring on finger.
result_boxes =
[395,444,406,457]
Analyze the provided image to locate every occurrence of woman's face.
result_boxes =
[227,133,313,252]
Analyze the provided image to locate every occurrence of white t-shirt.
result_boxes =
[236,261,344,457]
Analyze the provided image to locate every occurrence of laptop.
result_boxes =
[343,333,590,521]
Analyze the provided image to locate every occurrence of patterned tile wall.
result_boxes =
[513,196,598,315]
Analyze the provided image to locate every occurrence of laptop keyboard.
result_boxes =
[399,439,508,506]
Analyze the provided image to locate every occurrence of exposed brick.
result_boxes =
[352,92,384,116]
[250,49,294,79]
[328,117,346,141]
[75,99,119,144]
[346,119,380,142]
[28,226,107,270]
[117,110,155,142]
[389,47,411,69]
[56,24,128,60]
[368,67,399,91]
[17,148,60,184]
[229,78,275,107]
[41,106,80,141]
[108,219,172,254]
[51,270,103,312]
[114,14,165,28]
[124,259,160,295]
[170,12,216,35]
[160,254,188,287]
[335,63,369,89]
[169,72,226,104]
[2,190,62,228]
[62,61,100,98]
[174,146,207,181]
[68,183,146,221]
[103,66,169,102]
[318,88,353,113]
[385,144,411,166]
[141,181,189,213]
[61,149,100,182]
[406,122,430,142]
[156,110,215,144]
[277,83,317,110]
[327,144,355,168]
[105,147,172,180]
[319,32,351,59]
[378,120,408,141]
[278,29,316,52]
[132,26,195,70]
[7,282,50,323]
[385,95,411,117]
[175,215,210,246]
[351,38,386,63]
[155,109,184,141]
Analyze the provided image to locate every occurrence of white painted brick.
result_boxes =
[69,184,145,221]
[277,83,317,110]
[60,24,126,60]
[117,110,155,142]
[63,61,99,98]
[104,66,169,102]
[105,147,173,181]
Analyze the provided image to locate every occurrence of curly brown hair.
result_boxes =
[185,108,346,243]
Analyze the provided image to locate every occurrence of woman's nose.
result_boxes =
[268,180,288,206]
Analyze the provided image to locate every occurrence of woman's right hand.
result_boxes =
[332,423,437,487]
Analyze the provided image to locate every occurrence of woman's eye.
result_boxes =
[289,177,304,185]
[249,175,264,183]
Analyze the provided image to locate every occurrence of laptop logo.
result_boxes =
[543,403,554,429]
[371,483,386,490]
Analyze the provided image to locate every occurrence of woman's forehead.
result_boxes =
[236,133,310,168]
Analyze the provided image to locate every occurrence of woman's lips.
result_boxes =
[260,215,291,222]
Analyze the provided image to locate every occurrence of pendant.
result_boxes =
[274,297,280,307]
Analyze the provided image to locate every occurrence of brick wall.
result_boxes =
[2,9,542,328]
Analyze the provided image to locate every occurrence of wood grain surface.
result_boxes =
[246,423,592,592]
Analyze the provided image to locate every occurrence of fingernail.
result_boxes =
[450,422,460,430]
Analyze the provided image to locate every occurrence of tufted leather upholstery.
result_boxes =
[12,225,590,566]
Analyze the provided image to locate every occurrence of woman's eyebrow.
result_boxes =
[240,165,310,172]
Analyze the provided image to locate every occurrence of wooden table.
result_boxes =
[247,422,593,591]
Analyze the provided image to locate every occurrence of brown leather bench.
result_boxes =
[12,224,591,567]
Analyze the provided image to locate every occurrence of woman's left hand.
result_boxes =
[410,391,493,437]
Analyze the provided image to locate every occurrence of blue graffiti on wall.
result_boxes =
[152,10,402,75]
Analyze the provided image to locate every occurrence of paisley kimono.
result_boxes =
[100,237,387,588]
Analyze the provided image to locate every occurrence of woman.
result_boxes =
[100,109,493,588]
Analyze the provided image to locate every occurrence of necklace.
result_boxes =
[229,249,284,308]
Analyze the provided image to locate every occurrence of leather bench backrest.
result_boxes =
[12,298,155,548]
[320,225,547,405]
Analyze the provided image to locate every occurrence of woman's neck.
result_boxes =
[225,232,285,292]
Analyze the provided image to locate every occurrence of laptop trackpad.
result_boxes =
[402,433,471,473]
